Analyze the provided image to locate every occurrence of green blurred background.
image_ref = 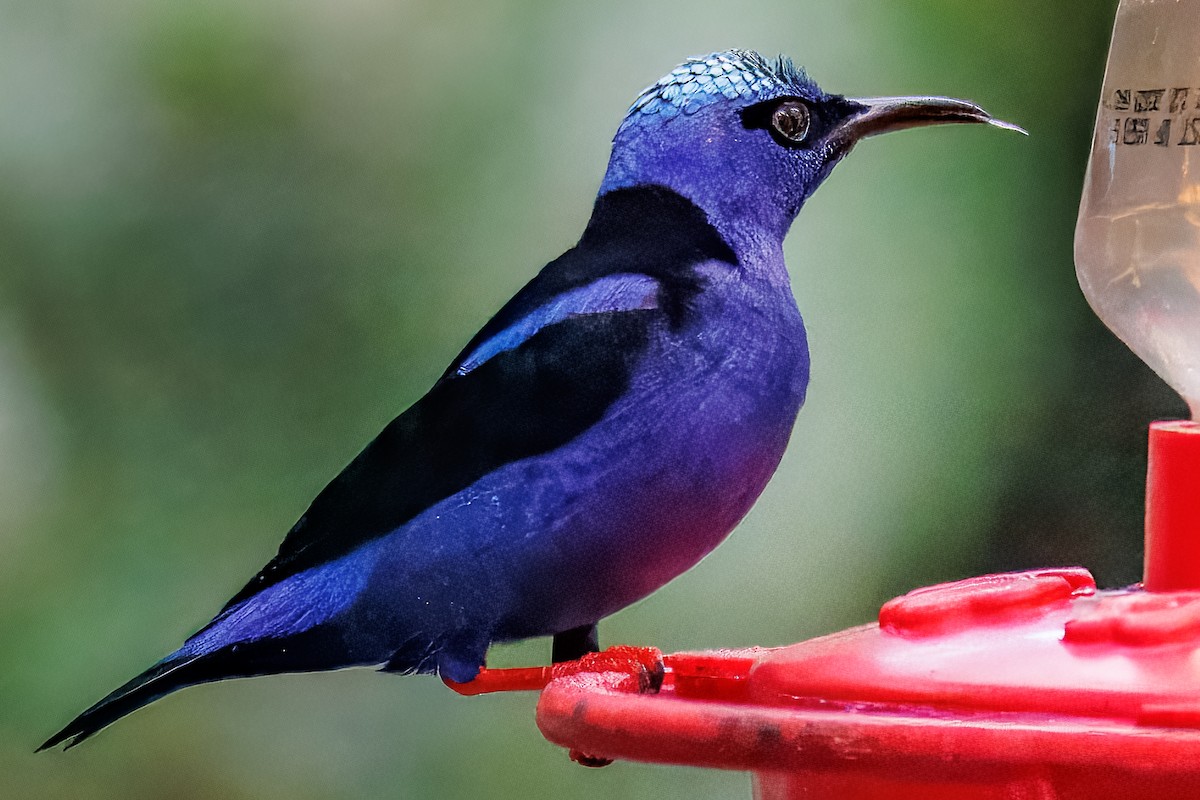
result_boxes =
[1,0,1183,797]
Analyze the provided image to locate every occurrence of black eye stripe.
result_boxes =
[740,97,819,148]
[740,95,864,150]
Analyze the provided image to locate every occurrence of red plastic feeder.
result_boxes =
[452,422,1200,798]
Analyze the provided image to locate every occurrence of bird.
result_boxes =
[40,49,1020,751]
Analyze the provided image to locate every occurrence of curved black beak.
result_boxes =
[828,95,1025,151]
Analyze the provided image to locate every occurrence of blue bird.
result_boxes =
[41,50,1017,750]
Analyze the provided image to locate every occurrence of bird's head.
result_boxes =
[600,50,1020,253]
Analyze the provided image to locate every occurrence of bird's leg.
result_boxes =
[443,626,668,700]
[442,623,598,695]
[441,625,597,696]
[434,630,491,684]
[551,622,600,663]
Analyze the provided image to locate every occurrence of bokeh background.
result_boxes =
[1,0,1181,797]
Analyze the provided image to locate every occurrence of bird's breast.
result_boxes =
[491,274,810,635]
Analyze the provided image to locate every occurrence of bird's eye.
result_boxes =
[771,101,811,143]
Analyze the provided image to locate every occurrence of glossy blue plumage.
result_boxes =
[42,50,1008,750]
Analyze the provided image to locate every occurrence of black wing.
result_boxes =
[219,186,735,610]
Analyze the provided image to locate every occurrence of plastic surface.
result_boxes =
[1075,0,1200,418]
[1146,420,1200,591]
[534,567,1200,798]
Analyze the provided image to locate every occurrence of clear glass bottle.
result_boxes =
[1076,0,1200,419]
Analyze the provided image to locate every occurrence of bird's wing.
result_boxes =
[217,185,738,613]
[452,273,659,376]
[218,270,670,611]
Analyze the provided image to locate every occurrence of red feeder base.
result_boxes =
[534,567,1200,799]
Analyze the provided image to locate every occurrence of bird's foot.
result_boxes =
[440,645,664,696]
[553,645,665,693]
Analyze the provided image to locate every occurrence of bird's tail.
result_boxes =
[37,651,212,751]
[39,616,366,751]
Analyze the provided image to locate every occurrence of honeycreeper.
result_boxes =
[41,50,1018,750]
